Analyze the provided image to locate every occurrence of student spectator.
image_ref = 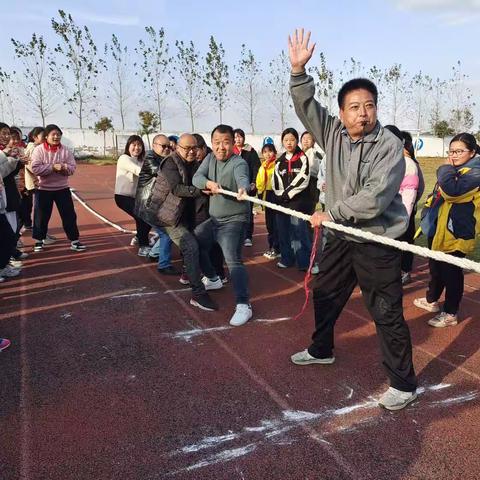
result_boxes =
[233,128,261,247]
[301,131,322,213]
[256,143,280,259]
[414,133,480,327]
[114,135,151,256]
[30,124,86,252]
[272,127,316,273]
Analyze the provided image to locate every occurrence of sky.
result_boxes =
[1,0,479,133]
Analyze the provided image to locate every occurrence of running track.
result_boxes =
[1,164,480,480]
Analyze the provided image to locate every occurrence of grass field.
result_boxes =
[416,157,480,262]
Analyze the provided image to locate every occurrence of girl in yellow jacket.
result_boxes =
[256,143,279,259]
[414,133,480,327]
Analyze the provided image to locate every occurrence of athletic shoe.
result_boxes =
[33,241,44,252]
[13,251,29,260]
[0,338,11,352]
[158,266,179,276]
[149,233,159,247]
[0,276,5,283]
[179,273,190,285]
[229,304,252,326]
[401,272,411,285]
[428,311,458,328]
[221,276,228,284]
[43,234,57,245]
[130,236,138,246]
[290,349,335,365]
[71,241,87,252]
[137,246,151,257]
[378,387,417,411]
[190,293,218,311]
[0,265,21,278]
[263,249,276,259]
[202,276,223,291]
[17,239,24,248]
[277,262,290,269]
[413,297,440,313]
[9,259,23,269]
[311,264,320,275]
[244,238,253,247]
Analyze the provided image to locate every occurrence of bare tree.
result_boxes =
[233,44,262,133]
[11,34,57,126]
[0,69,18,124]
[204,36,229,123]
[268,50,291,131]
[429,77,447,131]
[383,64,409,126]
[448,61,475,133]
[135,26,172,130]
[312,52,336,114]
[409,71,433,132]
[105,34,134,130]
[173,40,205,132]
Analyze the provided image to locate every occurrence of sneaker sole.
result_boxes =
[428,320,458,328]
[179,279,190,285]
[413,299,440,313]
[229,315,252,327]
[379,392,418,411]
[189,298,216,312]
[204,284,223,291]
[71,247,87,251]
[291,356,335,366]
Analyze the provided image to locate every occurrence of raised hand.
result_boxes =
[288,28,316,73]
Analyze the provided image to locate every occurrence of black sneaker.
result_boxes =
[158,266,180,275]
[33,241,44,252]
[190,293,218,311]
[71,241,87,252]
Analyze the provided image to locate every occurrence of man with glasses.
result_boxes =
[160,133,217,311]
[140,134,176,273]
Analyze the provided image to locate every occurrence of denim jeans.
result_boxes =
[164,224,205,296]
[150,227,172,269]
[276,213,312,270]
[194,218,249,304]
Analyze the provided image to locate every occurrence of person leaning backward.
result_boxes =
[287,28,417,411]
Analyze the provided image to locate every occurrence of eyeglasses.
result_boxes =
[447,149,471,156]
[153,143,170,149]
[177,145,198,152]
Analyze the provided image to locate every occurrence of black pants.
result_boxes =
[308,236,417,392]
[33,188,79,241]
[398,214,416,273]
[245,203,254,240]
[114,194,151,247]
[0,214,16,269]
[19,189,34,228]
[426,237,465,315]
[264,191,279,251]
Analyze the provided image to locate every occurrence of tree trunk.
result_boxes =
[103,131,106,158]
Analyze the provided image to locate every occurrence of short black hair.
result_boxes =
[233,128,245,139]
[450,132,480,155]
[0,122,10,131]
[281,127,299,142]
[124,134,146,159]
[384,125,402,141]
[193,133,207,149]
[261,143,277,155]
[44,124,63,137]
[211,124,234,140]
[338,78,378,109]
[300,131,313,141]
[28,127,45,143]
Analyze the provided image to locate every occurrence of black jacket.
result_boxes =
[239,147,261,187]
[4,162,21,212]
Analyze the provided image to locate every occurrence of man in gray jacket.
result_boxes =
[193,124,252,327]
[288,29,417,411]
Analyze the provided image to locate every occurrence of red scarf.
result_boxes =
[43,141,62,152]
[286,151,303,173]
[233,145,242,155]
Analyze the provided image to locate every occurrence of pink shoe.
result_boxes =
[0,338,11,352]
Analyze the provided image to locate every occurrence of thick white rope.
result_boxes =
[70,188,136,235]
[218,188,480,274]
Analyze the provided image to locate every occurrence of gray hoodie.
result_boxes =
[290,72,408,240]
[192,152,250,223]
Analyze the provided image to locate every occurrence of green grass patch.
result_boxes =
[77,156,118,166]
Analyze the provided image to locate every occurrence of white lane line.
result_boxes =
[110,292,157,299]
[164,287,191,294]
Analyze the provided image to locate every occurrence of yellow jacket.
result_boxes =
[256,159,276,197]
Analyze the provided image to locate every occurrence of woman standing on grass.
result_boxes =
[114,135,151,257]
[414,133,480,327]
[30,124,86,252]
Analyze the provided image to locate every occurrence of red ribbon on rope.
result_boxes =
[294,226,321,321]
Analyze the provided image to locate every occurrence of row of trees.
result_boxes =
[0,9,476,135]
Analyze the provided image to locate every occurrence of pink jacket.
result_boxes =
[31,143,76,191]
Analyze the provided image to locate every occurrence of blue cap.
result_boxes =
[263,136,274,145]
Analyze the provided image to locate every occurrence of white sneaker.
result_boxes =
[428,311,458,328]
[413,297,440,313]
[201,276,223,290]
[9,259,23,269]
[130,236,138,246]
[311,264,320,275]
[0,265,21,278]
[291,349,335,365]
[277,262,289,269]
[149,233,159,246]
[378,387,417,411]
[137,246,151,257]
[401,272,411,285]
[244,238,253,247]
[229,304,252,326]
[43,234,57,245]
[17,239,24,248]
